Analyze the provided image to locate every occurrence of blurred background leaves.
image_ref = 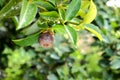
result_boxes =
[0,0,120,80]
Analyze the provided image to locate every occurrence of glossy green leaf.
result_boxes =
[17,0,37,30]
[65,0,81,21]
[34,0,55,11]
[85,24,102,41]
[0,0,21,20]
[13,32,40,46]
[83,0,97,24]
[64,25,77,45]
[40,11,59,20]
[52,25,66,34]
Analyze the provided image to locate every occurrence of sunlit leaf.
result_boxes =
[83,0,97,24]
[17,0,37,30]
[13,32,40,46]
[65,0,81,21]
[81,1,90,10]
[85,24,102,41]
[77,1,90,18]
[64,25,77,45]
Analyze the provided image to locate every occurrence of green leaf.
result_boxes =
[48,0,56,5]
[34,0,55,11]
[0,0,5,6]
[58,8,65,20]
[21,21,40,35]
[65,0,81,21]
[85,24,102,41]
[95,15,104,27]
[64,25,77,45]
[17,0,37,30]
[111,58,120,69]
[37,20,48,28]
[77,1,90,18]
[40,11,59,20]
[81,1,90,10]
[52,25,66,34]
[83,0,97,24]
[0,0,21,20]
[47,74,58,80]
[13,32,40,46]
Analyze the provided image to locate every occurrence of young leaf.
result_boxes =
[85,24,102,41]
[65,0,81,21]
[17,0,37,30]
[13,32,40,46]
[83,0,97,24]
[77,1,90,18]
[0,0,21,20]
[81,1,90,11]
[64,25,77,45]
[40,11,59,20]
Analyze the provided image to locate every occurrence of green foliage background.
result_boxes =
[0,0,120,80]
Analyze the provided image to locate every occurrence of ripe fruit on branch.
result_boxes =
[38,30,54,48]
